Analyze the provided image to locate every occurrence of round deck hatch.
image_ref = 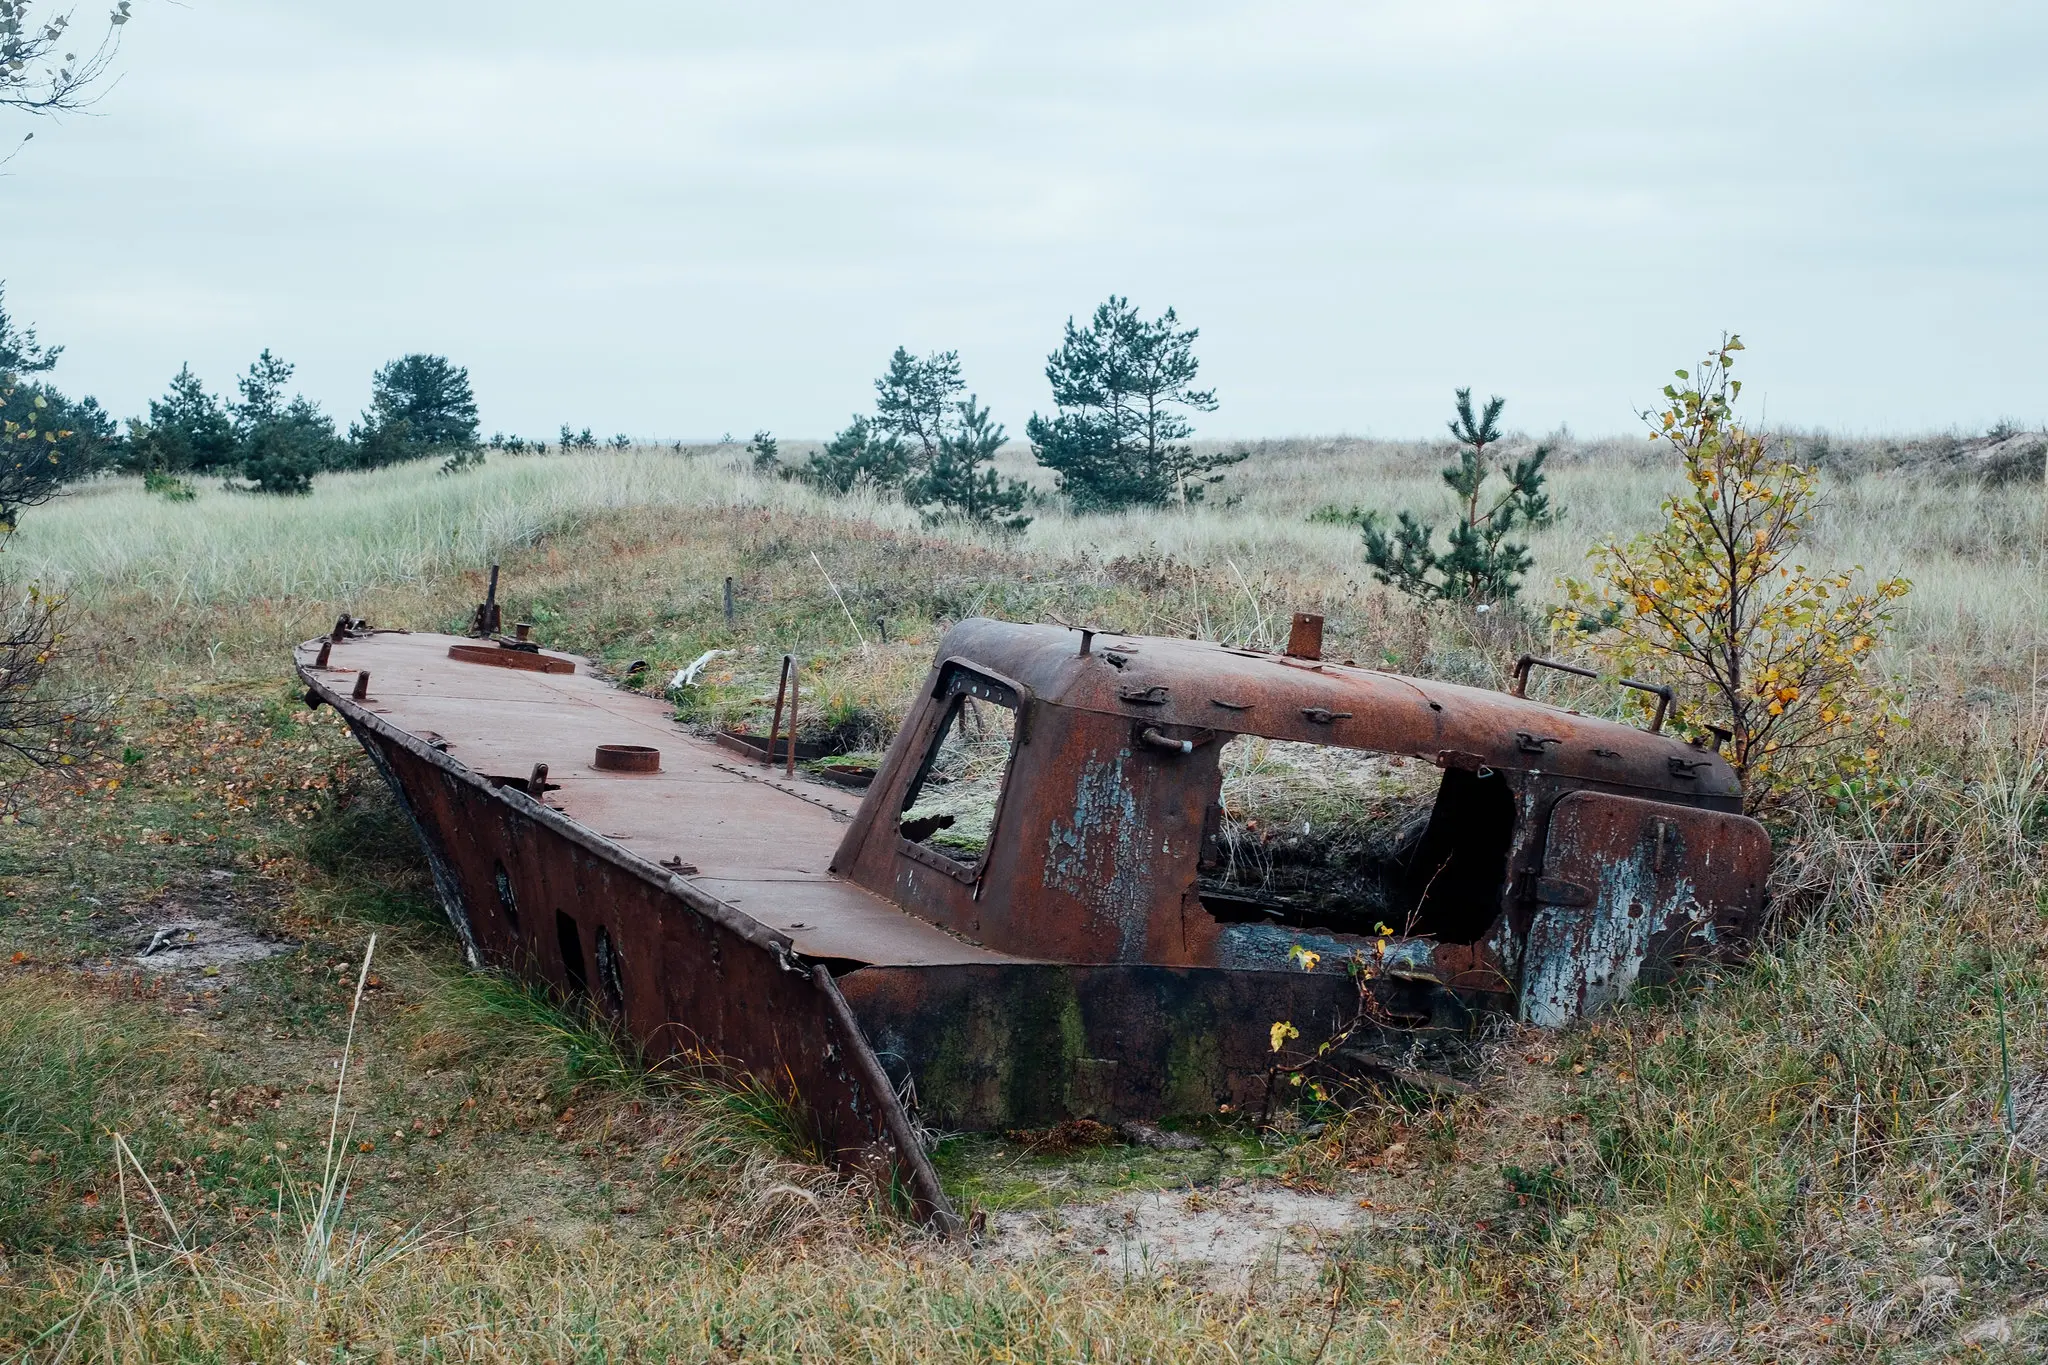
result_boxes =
[593,744,661,773]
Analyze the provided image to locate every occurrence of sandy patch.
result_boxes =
[986,1183,1385,1288]
[124,912,294,974]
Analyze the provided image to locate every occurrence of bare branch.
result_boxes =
[0,2,134,118]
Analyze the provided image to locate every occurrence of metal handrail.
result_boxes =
[1512,654,1674,735]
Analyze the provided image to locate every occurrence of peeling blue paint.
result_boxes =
[1523,858,1704,1026]
[1044,747,1152,954]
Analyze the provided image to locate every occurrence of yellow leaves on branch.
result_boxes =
[1553,335,1909,809]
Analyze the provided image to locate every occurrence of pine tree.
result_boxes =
[804,416,909,493]
[873,347,963,473]
[747,430,781,475]
[1363,389,1555,605]
[906,396,1031,530]
[125,364,237,474]
[0,284,60,374]
[346,354,480,470]
[1025,296,1241,512]
[231,350,339,495]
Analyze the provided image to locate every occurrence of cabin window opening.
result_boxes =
[594,927,625,1020]
[493,860,520,931]
[1402,767,1517,944]
[896,669,1021,870]
[1197,736,1436,933]
[555,911,589,996]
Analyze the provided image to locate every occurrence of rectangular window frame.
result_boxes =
[894,663,1027,886]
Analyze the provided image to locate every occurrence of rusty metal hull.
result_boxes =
[300,635,964,1225]
[296,616,1770,1222]
[845,963,1376,1129]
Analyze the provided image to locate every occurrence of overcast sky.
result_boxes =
[6,1,2044,440]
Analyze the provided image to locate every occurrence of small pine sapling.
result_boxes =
[906,395,1032,530]
[873,347,963,475]
[1363,389,1554,605]
[746,430,781,475]
[804,416,909,493]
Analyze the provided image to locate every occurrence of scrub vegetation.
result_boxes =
[1,403,2045,1359]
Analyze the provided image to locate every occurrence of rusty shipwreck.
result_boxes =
[296,606,1769,1228]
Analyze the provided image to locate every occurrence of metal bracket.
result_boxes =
[1512,655,1674,735]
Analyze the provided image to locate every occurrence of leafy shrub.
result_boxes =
[0,288,120,525]
[1554,336,1909,807]
[142,468,195,501]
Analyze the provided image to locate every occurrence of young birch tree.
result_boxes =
[1554,336,1910,809]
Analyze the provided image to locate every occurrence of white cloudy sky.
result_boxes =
[6,1,2044,439]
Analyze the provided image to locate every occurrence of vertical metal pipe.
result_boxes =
[786,662,799,777]
[723,575,735,626]
[765,654,791,769]
[481,563,501,636]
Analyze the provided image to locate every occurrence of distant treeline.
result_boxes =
[0,282,506,517]
[1,287,1255,527]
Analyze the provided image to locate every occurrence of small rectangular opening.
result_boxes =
[555,911,589,995]
[1196,737,1516,944]
[896,668,1020,872]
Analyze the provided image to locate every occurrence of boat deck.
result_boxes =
[295,630,1022,968]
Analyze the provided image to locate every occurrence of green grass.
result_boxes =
[1,440,2045,1359]
[0,978,186,1254]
